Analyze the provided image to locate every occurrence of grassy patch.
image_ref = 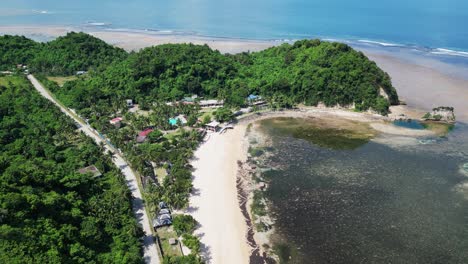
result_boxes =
[155,167,168,183]
[46,76,77,86]
[0,75,26,87]
[157,226,183,257]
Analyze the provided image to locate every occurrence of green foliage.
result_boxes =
[148,130,164,143]
[39,36,397,116]
[172,215,198,236]
[0,32,127,75]
[0,35,39,70]
[163,254,202,264]
[213,107,234,122]
[0,76,143,263]
[181,234,201,253]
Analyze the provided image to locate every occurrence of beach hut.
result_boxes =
[205,121,220,132]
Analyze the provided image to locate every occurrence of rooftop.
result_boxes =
[138,128,154,137]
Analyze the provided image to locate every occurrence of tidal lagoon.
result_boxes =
[254,117,468,263]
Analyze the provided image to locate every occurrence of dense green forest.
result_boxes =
[0,32,127,75]
[0,35,39,69]
[1,33,398,114]
[52,40,397,115]
[0,76,143,263]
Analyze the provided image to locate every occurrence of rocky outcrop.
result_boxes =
[422,106,456,123]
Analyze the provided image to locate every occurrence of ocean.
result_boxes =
[255,117,468,263]
[1,0,468,55]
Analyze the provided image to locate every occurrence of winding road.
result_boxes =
[28,75,161,264]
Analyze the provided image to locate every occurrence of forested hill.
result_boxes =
[0,32,127,75]
[0,76,142,263]
[1,33,398,114]
[53,39,398,115]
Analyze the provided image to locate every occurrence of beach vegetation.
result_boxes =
[162,254,202,264]
[181,234,201,253]
[172,215,198,236]
[213,107,234,122]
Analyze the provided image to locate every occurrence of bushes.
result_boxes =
[182,234,201,253]
[213,107,234,122]
[172,215,198,236]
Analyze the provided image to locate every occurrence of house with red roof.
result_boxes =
[136,128,154,143]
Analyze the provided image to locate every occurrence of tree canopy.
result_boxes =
[0,76,143,263]
[0,32,127,75]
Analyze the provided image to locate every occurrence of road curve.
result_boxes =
[28,75,160,264]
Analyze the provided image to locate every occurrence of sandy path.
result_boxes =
[189,128,250,264]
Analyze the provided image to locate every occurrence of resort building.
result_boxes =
[247,94,266,106]
[199,99,224,108]
[205,121,220,132]
[109,117,123,128]
[169,115,188,126]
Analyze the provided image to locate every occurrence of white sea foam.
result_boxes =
[431,48,468,58]
[357,39,402,47]
[86,22,111,26]
[32,10,51,15]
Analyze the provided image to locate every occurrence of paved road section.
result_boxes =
[28,75,160,264]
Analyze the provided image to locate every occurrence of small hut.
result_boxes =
[78,165,102,178]
[205,121,220,132]
[110,117,123,128]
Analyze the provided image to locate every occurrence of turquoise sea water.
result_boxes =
[1,0,468,54]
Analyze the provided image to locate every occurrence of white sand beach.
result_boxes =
[189,128,250,264]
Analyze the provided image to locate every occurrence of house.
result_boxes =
[126,99,134,108]
[169,115,188,126]
[205,121,220,132]
[110,117,123,128]
[248,94,261,101]
[136,128,154,143]
[181,97,195,105]
[78,165,102,178]
[199,99,224,108]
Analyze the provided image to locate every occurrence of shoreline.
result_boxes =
[189,107,445,263]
